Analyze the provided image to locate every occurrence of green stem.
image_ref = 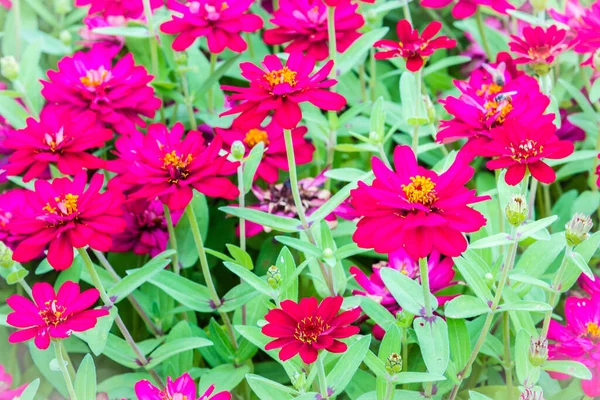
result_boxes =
[502,312,514,400]
[540,246,572,338]
[17,277,32,298]
[327,6,337,79]
[402,0,412,24]
[411,126,420,156]
[419,257,432,318]
[237,165,246,252]
[378,143,392,169]
[208,53,217,113]
[358,64,367,102]
[412,69,422,155]
[383,380,394,400]
[542,184,552,220]
[163,204,180,274]
[245,32,255,59]
[14,0,21,60]
[475,8,493,60]
[401,328,409,389]
[181,73,198,130]
[370,48,377,102]
[54,341,77,400]
[316,357,328,398]
[142,0,165,123]
[528,177,538,220]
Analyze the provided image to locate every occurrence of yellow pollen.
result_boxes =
[402,175,438,206]
[221,1,228,10]
[264,67,297,87]
[43,193,79,216]
[243,129,269,148]
[484,100,513,123]
[477,82,503,96]
[162,150,193,169]
[587,322,600,340]
[294,316,329,344]
[39,300,67,327]
[80,67,110,88]
[509,139,543,163]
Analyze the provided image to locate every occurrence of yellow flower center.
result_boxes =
[80,66,111,88]
[477,82,503,96]
[44,128,65,153]
[162,150,193,169]
[509,139,543,163]
[221,1,228,10]
[484,99,513,124]
[294,316,329,345]
[402,175,438,206]
[586,322,600,341]
[243,129,270,148]
[43,194,79,216]
[264,67,297,87]
[39,300,67,327]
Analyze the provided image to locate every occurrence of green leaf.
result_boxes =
[568,251,594,280]
[24,0,58,27]
[364,350,387,378]
[590,77,600,103]
[276,246,298,302]
[448,318,471,372]
[225,244,254,270]
[21,29,71,55]
[562,232,600,290]
[445,295,491,318]
[18,379,40,400]
[379,324,402,361]
[29,341,67,397]
[380,268,438,316]
[147,338,213,369]
[360,297,396,332]
[92,26,149,37]
[197,364,250,394]
[6,267,28,285]
[148,270,213,312]
[243,141,264,193]
[414,316,449,375]
[423,56,470,76]
[208,318,236,362]
[275,236,322,258]
[509,271,554,291]
[0,94,28,128]
[325,168,369,182]
[400,71,428,126]
[516,216,558,241]
[246,374,298,400]
[390,372,446,384]
[219,283,256,312]
[469,233,513,249]
[543,360,592,380]
[468,392,494,400]
[75,307,117,356]
[220,206,302,232]
[75,354,96,400]
[335,243,370,260]
[558,79,598,121]
[223,261,272,297]
[175,193,209,268]
[336,27,388,76]
[193,55,240,99]
[453,256,494,302]
[327,335,372,396]
[497,301,552,312]
[308,173,373,223]
[515,329,540,387]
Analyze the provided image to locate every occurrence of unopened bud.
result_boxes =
[531,0,547,13]
[322,248,334,259]
[231,140,245,160]
[365,9,377,24]
[54,0,72,14]
[59,30,72,46]
[520,388,544,400]
[368,130,382,143]
[291,372,306,391]
[565,213,593,246]
[174,51,188,65]
[0,56,19,81]
[506,194,527,227]
[385,353,403,375]
[528,336,548,366]
[0,242,14,268]
[266,265,282,289]
[395,310,414,328]
[484,272,494,287]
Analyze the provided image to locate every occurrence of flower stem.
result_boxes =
[54,341,78,400]
[475,8,493,61]
[401,328,409,389]
[163,204,180,274]
[402,0,412,24]
[208,53,217,113]
[142,0,165,123]
[17,277,32,298]
[185,204,239,348]
[327,6,337,79]
[237,164,246,252]
[540,246,572,338]
[419,257,432,318]
[412,69,423,156]
[316,357,329,398]
[369,48,377,101]
[181,72,198,130]
[378,143,392,169]
[383,380,394,400]
[358,64,367,102]
[528,177,538,220]
[502,312,514,400]
[14,0,21,60]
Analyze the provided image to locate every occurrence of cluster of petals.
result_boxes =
[351,145,489,260]
[0,189,28,250]
[509,25,568,66]
[420,0,514,19]
[571,2,600,65]
[135,373,230,400]
[215,121,314,184]
[262,296,360,364]
[0,364,26,400]
[263,0,364,62]
[41,44,161,135]
[79,15,127,56]
[75,0,163,19]
[161,0,263,53]
[221,52,346,130]
[109,122,239,211]
[10,172,125,270]
[373,20,456,72]
[6,281,108,350]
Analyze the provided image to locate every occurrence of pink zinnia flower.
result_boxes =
[579,274,600,296]
[263,0,364,62]
[10,172,126,270]
[0,0,10,9]
[215,121,314,184]
[79,15,127,56]
[485,119,574,185]
[221,52,346,130]
[0,189,29,250]
[548,293,600,397]
[262,296,360,364]
[41,45,161,135]
[110,199,182,257]
[323,0,374,6]
[109,123,239,210]
[509,25,568,68]
[350,249,458,339]
[0,115,15,184]
[351,145,489,260]
[4,109,112,182]
[549,0,588,39]
[0,364,26,400]
[135,373,231,400]
[160,0,263,53]
[556,109,586,142]
[373,20,456,72]
[420,0,514,19]
[6,281,109,350]
[572,2,600,65]
[75,0,163,19]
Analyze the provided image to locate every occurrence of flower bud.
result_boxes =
[395,310,414,328]
[593,49,600,71]
[54,0,73,14]
[528,336,548,366]
[484,272,495,287]
[565,213,593,246]
[0,56,19,81]
[365,9,377,24]
[531,0,547,13]
[291,372,306,391]
[322,247,334,259]
[520,388,544,400]
[231,140,245,160]
[506,194,527,227]
[174,51,188,65]
[385,353,403,375]
[368,130,382,144]
[266,265,282,289]
[59,30,72,46]
[0,242,14,268]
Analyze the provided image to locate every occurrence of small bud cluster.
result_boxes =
[506,194,528,227]
[385,353,403,375]
[565,213,593,246]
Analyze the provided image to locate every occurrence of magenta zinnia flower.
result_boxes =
[109,122,239,210]
[572,2,600,65]
[221,52,346,130]
[79,15,127,56]
[262,296,360,364]
[485,119,574,185]
[350,249,458,339]
[135,373,231,400]
[0,364,26,400]
[0,189,29,250]
[41,45,161,135]
[10,172,126,270]
[6,281,109,350]
[548,293,600,397]
[509,25,568,69]
[263,0,364,62]
[215,121,314,184]
[373,20,456,72]
[160,0,263,53]
[420,0,514,19]
[4,109,112,182]
[351,145,489,260]
[75,0,163,19]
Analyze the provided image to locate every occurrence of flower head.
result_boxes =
[41,45,161,135]
[263,0,364,62]
[216,121,314,184]
[373,20,456,72]
[262,296,360,364]
[4,109,112,182]
[420,0,514,19]
[556,109,586,142]
[79,15,127,56]
[135,373,231,400]
[10,172,126,270]
[161,0,263,53]
[6,281,109,350]
[0,189,29,250]
[75,0,163,19]
[221,52,346,130]
[565,213,593,246]
[0,364,26,400]
[572,3,600,65]
[485,119,574,185]
[109,123,239,210]
[509,25,568,74]
[351,145,489,259]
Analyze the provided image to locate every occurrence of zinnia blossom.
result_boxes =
[572,2,600,65]
[556,109,585,142]
[350,249,458,339]
[420,0,514,19]
[10,172,126,270]
[485,119,574,185]
[0,364,26,400]
[509,25,568,72]
[160,0,263,53]
[109,122,239,211]
[215,121,314,184]
[79,15,127,56]
[549,0,587,40]
[323,0,374,5]
[548,293,600,397]
[6,281,109,350]
[351,145,489,260]
[135,373,231,400]
[262,296,360,364]
[221,52,346,130]
[75,0,163,19]
[263,0,364,62]
[4,109,112,182]
[0,189,29,250]
[579,273,600,296]
[41,45,161,135]
[373,20,456,72]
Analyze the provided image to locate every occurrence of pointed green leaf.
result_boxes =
[75,354,96,400]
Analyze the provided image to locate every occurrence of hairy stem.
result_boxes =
[54,341,77,400]
[419,257,432,318]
